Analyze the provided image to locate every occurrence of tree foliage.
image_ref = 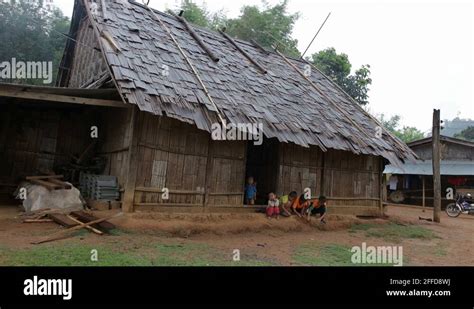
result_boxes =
[166,0,226,30]
[225,0,300,57]
[378,114,425,143]
[454,126,474,141]
[309,47,372,105]
[170,0,300,57]
[0,0,70,85]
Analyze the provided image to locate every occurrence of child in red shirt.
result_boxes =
[266,192,280,219]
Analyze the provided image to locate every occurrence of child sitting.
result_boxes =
[279,191,297,217]
[244,176,257,205]
[266,192,280,219]
[306,195,327,224]
[291,194,308,218]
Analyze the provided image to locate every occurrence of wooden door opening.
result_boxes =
[244,138,279,205]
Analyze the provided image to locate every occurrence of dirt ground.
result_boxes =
[0,204,472,266]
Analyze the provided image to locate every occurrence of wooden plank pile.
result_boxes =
[21,208,120,244]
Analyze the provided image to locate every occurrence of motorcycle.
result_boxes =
[445,194,474,218]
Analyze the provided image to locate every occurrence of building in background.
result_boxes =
[384,135,474,208]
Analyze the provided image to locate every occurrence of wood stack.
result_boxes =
[21,208,119,244]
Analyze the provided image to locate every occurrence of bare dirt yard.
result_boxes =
[0,204,472,266]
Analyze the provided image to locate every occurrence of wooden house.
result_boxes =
[0,0,417,215]
[384,135,474,207]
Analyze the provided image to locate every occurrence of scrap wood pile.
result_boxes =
[21,207,122,245]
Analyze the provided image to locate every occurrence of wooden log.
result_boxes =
[21,208,51,217]
[47,178,72,190]
[67,215,104,235]
[26,175,64,180]
[49,213,79,228]
[219,29,267,74]
[70,211,116,230]
[32,213,123,245]
[250,39,270,55]
[28,179,61,190]
[171,12,220,62]
[23,219,54,223]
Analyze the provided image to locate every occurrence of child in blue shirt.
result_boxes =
[244,176,257,205]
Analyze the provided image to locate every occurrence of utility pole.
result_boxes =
[432,109,441,223]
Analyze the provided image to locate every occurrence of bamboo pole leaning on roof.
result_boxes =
[273,47,368,149]
[219,28,267,74]
[142,2,226,127]
[170,12,220,62]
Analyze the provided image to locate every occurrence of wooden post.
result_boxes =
[432,109,441,223]
[203,137,214,209]
[319,151,325,196]
[379,157,385,216]
[422,176,426,212]
[122,107,140,213]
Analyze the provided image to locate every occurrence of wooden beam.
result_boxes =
[0,89,127,108]
[47,178,72,190]
[23,219,54,223]
[219,30,267,74]
[135,187,205,195]
[32,213,122,244]
[250,39,270,55]
[49,213,79,228]
[422,176,426,210]
[379,157,385,216]
[70,211,116,230]
[67,215,104,235]
[29,179,62,190]
[26,175,64,180]
[122,107,140,212]
[135,203,203,207]
[171,12,220,62]
[319,151,325,196]
[203,137,214,208]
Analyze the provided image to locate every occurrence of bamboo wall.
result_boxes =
[98,108,132,188]
[277,144,381,215]
[131,113,246,210]
[1,101,383,215]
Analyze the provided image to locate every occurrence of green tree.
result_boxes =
[225,0,300,57]
[310,47,372,105]
[168,0,226,30]
[0,0,70,85]
[454,126,474,141]
[378,114,425,143]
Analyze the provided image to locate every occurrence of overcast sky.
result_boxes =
[55,0,473,133]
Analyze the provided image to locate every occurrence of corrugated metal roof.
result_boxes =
[384,160,474,175]
[66,0,418,165]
